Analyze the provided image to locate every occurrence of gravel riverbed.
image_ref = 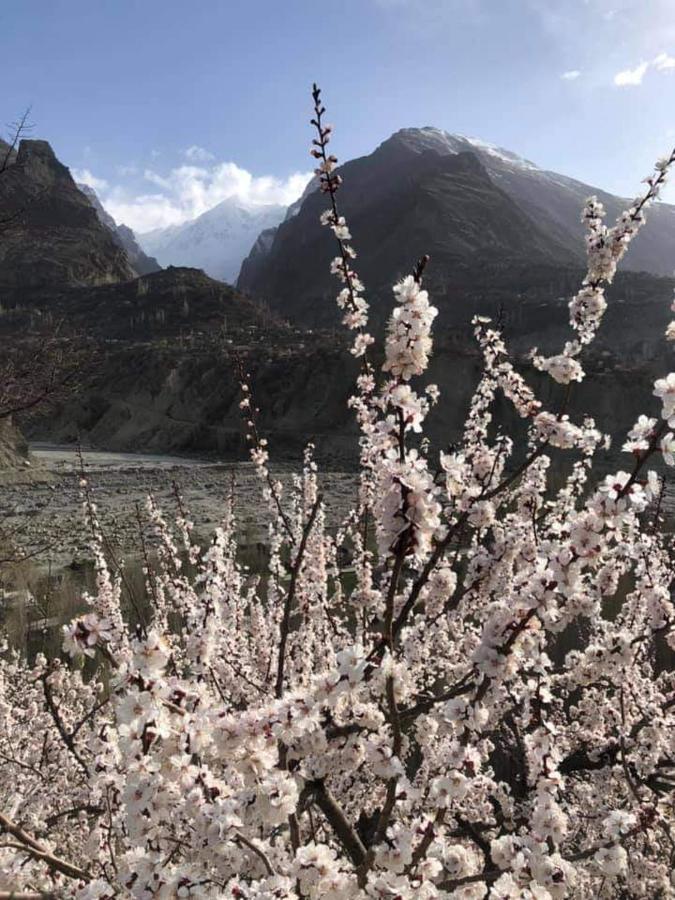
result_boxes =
[1,445,359,569]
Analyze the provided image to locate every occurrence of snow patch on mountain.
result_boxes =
[390,127,539,171]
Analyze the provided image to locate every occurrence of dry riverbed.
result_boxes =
[1,444,359,569]
[0,445,359,655]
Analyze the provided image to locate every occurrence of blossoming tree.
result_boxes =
[2,85,675,899]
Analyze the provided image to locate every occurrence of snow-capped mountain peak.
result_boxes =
[388,127,539,171]
[137,197,287,284]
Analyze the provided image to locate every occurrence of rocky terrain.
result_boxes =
[0,446,358,568]
[0,260,359,460]
[0,139,134,292]
[0,420,34,484]
[2,129,675,472]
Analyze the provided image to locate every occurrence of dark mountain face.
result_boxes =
[394,128,675,277]
[78,183,161,277]
[0,139,134,294]
[238,143,579,328]
[238,127,675,331]
[1,266,281,342]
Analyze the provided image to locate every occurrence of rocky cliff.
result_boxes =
[0,139,134,294]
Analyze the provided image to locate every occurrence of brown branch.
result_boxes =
[39,672,90,778]
[234,831,275,876]
[310,780,367,869]
[275,494,322,698]
[0,811,90,882]
[408,810,446,874]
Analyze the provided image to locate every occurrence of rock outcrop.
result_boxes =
[0,139,134,294]
[0,419,44,484]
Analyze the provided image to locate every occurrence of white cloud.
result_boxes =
[101,192,186,234]
[71,168,109,192]
[184,144,215,162]
[95,158,312,233]
[654,51,675,71]
[143,169,172,190]
[613,60,649,86]
[613,52,675,87]
[561,69,581,80]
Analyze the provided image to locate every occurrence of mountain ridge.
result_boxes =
[237,141,582,327]
[383,127,675,276]
[237,125,675,330]
[238,126,675,309]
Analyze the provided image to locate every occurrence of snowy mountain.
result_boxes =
[137,198,287,284]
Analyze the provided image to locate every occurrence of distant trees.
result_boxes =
[2,87,675,898]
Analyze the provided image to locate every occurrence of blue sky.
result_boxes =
[3,0,675,232]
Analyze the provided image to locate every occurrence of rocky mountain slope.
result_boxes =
[138,198,286,283]
[0,139,135,293]
[238,128,675,329]
[387,129,675,276]
[0,137,325,461]
[78,183,161,277]
[3,266,278,340]
[1,266,356,460]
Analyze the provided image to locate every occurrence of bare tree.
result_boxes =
[0,331,90,422]
[0,107,34,231]
[0,107,32,175]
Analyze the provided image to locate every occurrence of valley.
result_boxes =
[3,123,675,540]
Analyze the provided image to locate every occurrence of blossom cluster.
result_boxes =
[533,150,675,395]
